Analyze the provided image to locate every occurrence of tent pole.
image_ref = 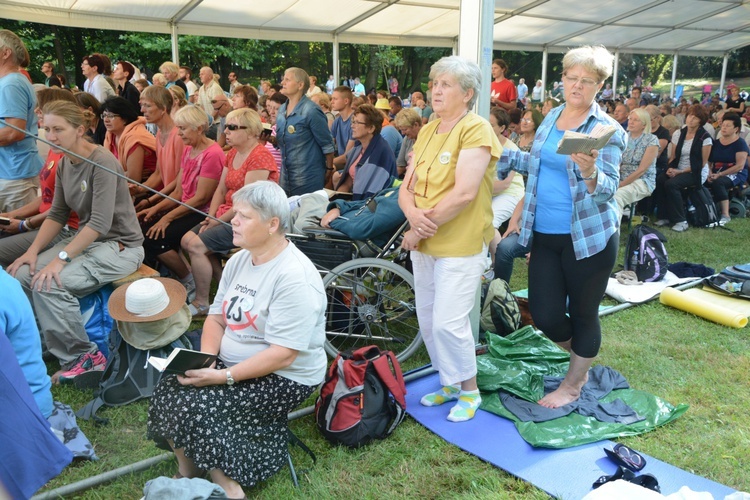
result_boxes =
[457,0,494,119]
[670,53,678,100]
[171,23,179,66]
[612,49,619,98]
[333,35,340,90]
[541,48,548,100]
[719,53,728,97]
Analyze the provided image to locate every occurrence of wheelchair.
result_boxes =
[288,220,422,363]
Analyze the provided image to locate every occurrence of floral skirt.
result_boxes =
[147,367,314,487]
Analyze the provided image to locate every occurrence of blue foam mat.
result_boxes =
[406,372,736,500]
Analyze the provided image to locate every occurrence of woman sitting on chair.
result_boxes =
[613,108,659,219]
[148,181,327,498]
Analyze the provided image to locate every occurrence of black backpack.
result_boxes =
[686,187,720,228]
[76,327,192,423]
[315,346,407,448]
[624,225,668,282]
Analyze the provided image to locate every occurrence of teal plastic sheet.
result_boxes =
[477,326,689,448]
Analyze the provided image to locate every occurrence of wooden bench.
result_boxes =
[111,263,160,288]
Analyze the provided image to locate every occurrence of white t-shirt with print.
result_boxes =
[210,243,327,386]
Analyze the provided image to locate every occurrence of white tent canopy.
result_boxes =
[2,0,749,57]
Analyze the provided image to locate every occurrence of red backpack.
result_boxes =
[315,346,407,448]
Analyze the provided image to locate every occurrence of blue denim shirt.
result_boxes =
[276,96,335,196]
[497,101,627,260]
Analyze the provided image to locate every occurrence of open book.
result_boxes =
[147,348,217,375]
[556,124,617,155]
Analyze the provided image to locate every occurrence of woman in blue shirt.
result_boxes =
[497,45,626,409]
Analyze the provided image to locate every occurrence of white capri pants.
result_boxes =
[411,247,486,387]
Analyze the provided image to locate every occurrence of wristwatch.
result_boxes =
[58,250,71,263]
[226,370,235,386]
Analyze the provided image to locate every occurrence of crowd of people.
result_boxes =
[1,24,749,496]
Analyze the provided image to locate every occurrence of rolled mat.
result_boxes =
[659,287,749,328]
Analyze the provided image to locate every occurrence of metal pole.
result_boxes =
[612,49,619,98]
[719,53,729,98]
[171,23,179,66]
[332,34,340,90]
[541,48,548,100]
[670,53,679,100]
[31,453,174,500]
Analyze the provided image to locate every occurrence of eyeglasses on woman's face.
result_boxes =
[101,112,120,120]
[562,74,599,88]
[351,120,368,126]
[225,124,248,131]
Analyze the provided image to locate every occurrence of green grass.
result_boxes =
[38,218,750,499]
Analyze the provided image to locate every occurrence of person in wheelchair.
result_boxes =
[333,104,397,201]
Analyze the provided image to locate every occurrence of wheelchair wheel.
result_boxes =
[322,258,422,362]
[729,198,746,218]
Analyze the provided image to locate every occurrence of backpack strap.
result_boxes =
[371,351,407,410]
[75,397,109,425]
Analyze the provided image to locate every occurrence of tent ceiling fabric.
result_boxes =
[1,0,749,56]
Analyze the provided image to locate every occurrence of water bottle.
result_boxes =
[630,250,639,270]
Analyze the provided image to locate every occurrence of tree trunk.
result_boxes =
[348,44,360,80]
[365,45,379,93]
[298,42,311,73]
[51,25,70,88]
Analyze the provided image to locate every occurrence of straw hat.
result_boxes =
[108,278,192,349]
[109,278,187,323]
[375,98,391,110]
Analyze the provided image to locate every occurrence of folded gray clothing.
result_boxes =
[142,476,227,500]
[500,365,644,424]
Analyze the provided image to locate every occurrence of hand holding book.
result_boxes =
[556,124,616,155]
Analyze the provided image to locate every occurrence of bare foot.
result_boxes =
[50,369,64,384]
[538,383,583,408]
[538,371,589,408]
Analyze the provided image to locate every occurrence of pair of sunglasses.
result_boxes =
[225,124,248,131]
[605,443,646,471]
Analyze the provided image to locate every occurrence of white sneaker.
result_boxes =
[671,221,689,232]
[720,215,731,225]
[655,219,670,227]
[184,280,196,304]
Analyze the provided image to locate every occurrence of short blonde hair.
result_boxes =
[393,108,421,129]
[629,108,652,134]
[174,105,209,131]
[562,45,614,84]
[226,108,263,137]
[285,67,310,94]
[661,114,681,136]
[159,61,179,76]
[152,73,167,86]
[169,86,188,108]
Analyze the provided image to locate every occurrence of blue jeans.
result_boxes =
[493,231,532,283]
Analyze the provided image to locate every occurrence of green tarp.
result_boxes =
[477,326,689,448]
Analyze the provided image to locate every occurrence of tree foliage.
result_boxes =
[2,17,748,95]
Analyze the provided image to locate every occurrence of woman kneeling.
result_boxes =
[147,181,327,497]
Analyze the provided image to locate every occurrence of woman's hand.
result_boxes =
[145,217,171,239]
[1,218,22,235]
[198,217,219,234]
[405,207,437,238]
[571,150,599,178]
[7,251,38,278]
[400,229,422,251]
[138,206,162,222]
[503,217,521,238]
[177,367,224,387]
[30,258,65,292]
[320,208,340,228]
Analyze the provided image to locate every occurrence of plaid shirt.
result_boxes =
[498,102,627,260]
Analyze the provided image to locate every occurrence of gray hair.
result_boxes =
[562,45,614,84]
[0,29,30,67]
[286,67,310,95]
[429,56,482,109]
[232,181,290,233]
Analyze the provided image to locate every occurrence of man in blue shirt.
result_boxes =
[276,67,335,196]
[0,29,43,212]
[331,85,354,169]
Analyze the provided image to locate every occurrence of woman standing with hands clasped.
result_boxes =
[399,56,501,423]
[497,45,626,409]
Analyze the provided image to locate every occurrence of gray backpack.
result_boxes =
[77,327,191,423]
